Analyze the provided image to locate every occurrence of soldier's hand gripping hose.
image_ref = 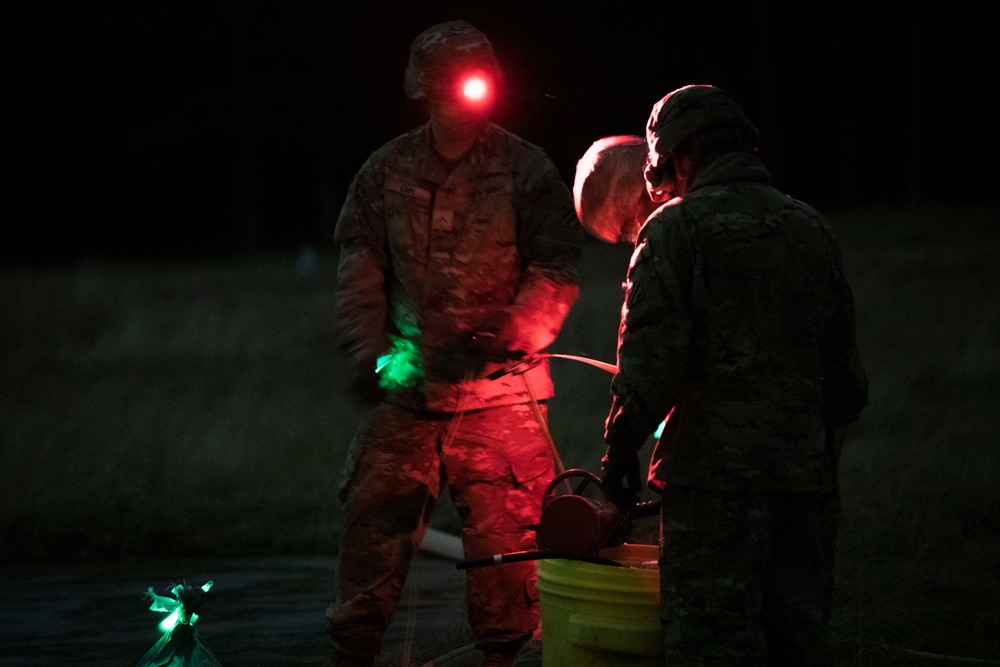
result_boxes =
[468,309,515,361]
[601,447,642,516]
[435,310,518,382]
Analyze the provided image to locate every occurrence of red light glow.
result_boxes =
[462,76,489,102]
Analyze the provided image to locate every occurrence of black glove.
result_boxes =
[432,335,486,383]
[469,309,515,362]
[350,357,385,405]
[601,447,642,516]
[433,310,516,383]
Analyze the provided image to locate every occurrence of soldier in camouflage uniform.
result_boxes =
[327,21,583,667]
[600,85,869,666]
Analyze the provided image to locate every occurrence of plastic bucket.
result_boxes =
[535,543,663,666]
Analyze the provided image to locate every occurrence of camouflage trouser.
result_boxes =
[327,401,555,663]
[658,483,839,667]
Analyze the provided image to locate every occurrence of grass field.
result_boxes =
[1,204,998,664]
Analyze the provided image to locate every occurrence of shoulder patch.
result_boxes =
[623,239,666,328]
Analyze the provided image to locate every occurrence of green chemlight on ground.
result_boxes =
[147,581,214,633]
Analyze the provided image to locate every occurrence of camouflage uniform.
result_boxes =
[329,118,582,665]
[606,149,868,664]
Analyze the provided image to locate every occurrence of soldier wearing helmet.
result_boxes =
[599,85,868,665]
[327,20,583,667]
[642,84,760,203]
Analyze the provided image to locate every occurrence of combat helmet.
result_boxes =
[403,20,503,101]
[573,135,659,244]
[645,84,759,169]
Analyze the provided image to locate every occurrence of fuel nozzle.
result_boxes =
[456,469,660,571]
[535,469,660,555]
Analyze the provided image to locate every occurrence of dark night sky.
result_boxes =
[6,2,997,264]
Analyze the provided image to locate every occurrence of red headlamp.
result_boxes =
[449,70,493,107]
[426,68,496,109]
[461,74,489,102]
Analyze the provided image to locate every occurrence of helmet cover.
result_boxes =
[573,135,659,244]
[646,84,758,168]
[403,20,502,100]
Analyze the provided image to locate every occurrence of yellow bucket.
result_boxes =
[535,543,663,666]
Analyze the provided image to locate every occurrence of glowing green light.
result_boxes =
[653,420,666,439]
[377,336,424,391]
[160,609,180,633]
[148,580,214,634]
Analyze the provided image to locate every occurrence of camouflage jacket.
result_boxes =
[606,152,868,492]
[334,122,583,412]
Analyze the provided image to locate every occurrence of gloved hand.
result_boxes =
[825,421,848,465]
[432,336,484,383]
[601,447,642,516]
[350,356,385,405]
[469,309,515,362]
[433,310,516,383]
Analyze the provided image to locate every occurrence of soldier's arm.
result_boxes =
[605,217,693,449]
[333,162,391,376]
[506,156,585,354]
[819,231,869,427]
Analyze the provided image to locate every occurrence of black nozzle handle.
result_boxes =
[631,500,661,519]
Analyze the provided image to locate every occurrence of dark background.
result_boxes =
[7,2,996,265]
